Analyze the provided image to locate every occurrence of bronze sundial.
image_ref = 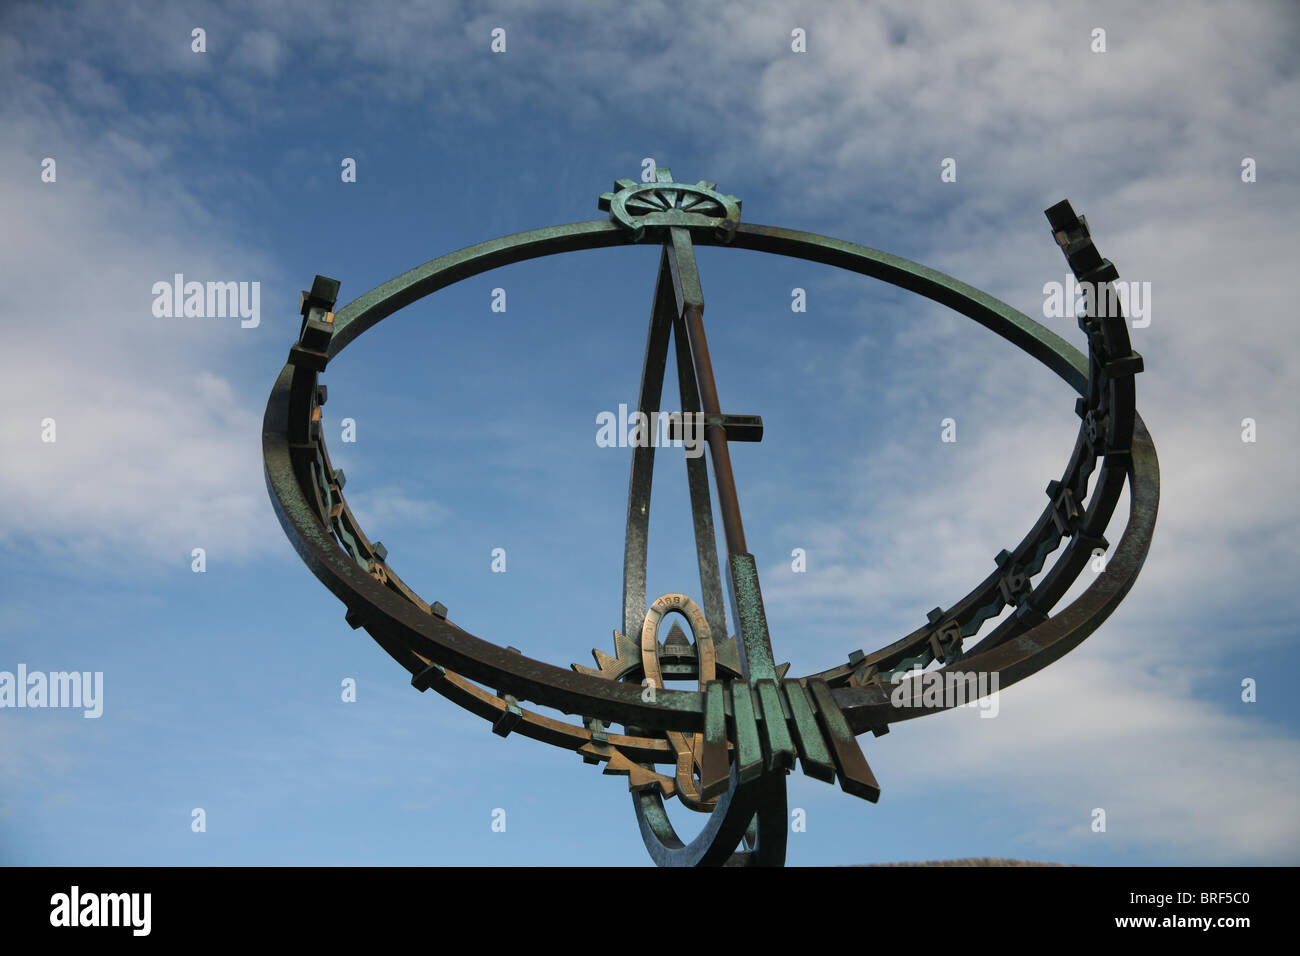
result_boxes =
[262,169,1158,866]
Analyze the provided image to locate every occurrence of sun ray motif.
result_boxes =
[598,167,742,241]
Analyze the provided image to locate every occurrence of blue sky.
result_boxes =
[1,0,1297,866]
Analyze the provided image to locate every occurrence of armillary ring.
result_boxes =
[262,168,1159,866]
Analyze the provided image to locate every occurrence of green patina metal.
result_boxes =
[262,170,1158,866]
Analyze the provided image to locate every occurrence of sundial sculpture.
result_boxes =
[262,170,1159,866]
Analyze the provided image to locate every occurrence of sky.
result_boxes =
[1,0,1297,867]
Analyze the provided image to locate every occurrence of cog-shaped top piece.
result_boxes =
[599,167,742,241]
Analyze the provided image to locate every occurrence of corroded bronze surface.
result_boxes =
[262,171,1158,866]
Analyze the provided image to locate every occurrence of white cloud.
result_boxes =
[888,645,1300,862]
[227,29,284,79]
[0,103,280,565]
